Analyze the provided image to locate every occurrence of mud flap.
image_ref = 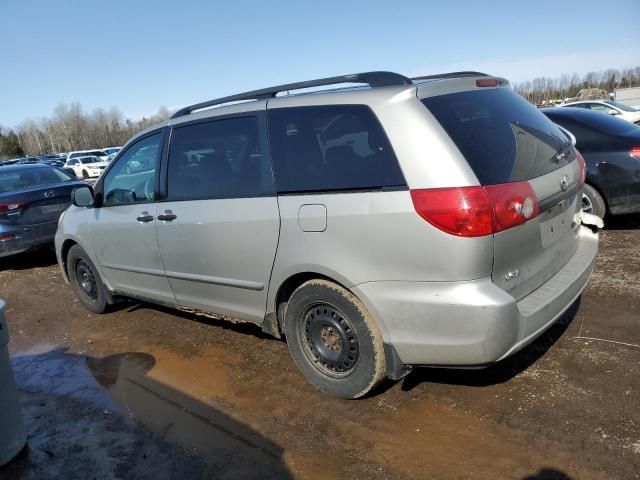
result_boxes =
[384,344,413,381]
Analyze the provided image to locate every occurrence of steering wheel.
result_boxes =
[143,177,154,201]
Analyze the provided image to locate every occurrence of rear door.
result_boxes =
[155,111,279,323]
[422,87,582,300]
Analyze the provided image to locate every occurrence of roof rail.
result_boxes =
[411,71,490,82]
[171,71,413,119]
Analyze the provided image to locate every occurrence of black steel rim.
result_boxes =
[300,302,359,377]
[75,259,98,303]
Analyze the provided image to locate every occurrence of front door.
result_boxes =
[91,130,175,304]
[155,113,279,323]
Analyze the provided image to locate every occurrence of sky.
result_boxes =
[1,0,638,127]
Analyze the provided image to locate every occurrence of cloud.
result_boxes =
[413,47,639,83]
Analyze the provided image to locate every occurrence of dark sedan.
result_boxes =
[542,107,640,217]
[0,164,85,258]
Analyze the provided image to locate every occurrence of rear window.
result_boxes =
[572,109,640,136]
[422,88,572,185]
[0,167,73,193]
[268,105,405,193]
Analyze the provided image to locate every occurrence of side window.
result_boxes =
[68,159,78,166]
[268,105,405,193]
[588,103,608,112]
[167,116,273,200]
[102,133,162,206]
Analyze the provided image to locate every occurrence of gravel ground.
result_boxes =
[1,215,639,480]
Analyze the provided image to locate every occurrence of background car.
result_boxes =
[65,155,109,179]
[543,107,640,217]
[65,149,110,163]
[37,154,67,168]
[0,163,85,258]
[561,100,640,125]
[102,146,122,156]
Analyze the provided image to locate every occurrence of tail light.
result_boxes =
[0,202,27,215]
[575,150,586,185]
[630,147,640,161]
[411,181,539,237]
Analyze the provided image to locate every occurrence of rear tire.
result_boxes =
[283,279,386,399]
[582,184,606,218]
[67,244,108,314]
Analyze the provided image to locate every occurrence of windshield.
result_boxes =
[422,88,572,185]
[605,100,639,112]
[0,167,74,193]
[80,157,100,164]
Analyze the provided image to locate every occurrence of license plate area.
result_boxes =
[540,195,576,248]
[41,204,65,214]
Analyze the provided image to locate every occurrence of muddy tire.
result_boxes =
[582,184,606,218]
[283,279,386,399]
[67,244,108,314]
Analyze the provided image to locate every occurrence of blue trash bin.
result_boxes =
[0,299,26,466]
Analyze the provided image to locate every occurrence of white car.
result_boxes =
[102,146,122,157]
[66,149,111,163]
[65,156,109,179]
[561,100,640,124]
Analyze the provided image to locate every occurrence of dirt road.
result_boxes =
[1,216,639,480]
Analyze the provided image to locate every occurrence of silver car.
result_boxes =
[55,71,599,398]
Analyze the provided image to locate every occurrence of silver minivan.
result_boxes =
[55,71,599,398]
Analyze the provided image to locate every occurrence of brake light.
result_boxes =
[484,182,539,233]
[0,202,27,215]
[476,78,498,87]
[630,147,640,161]
[0,233,15,241]
[410,187,494,237]
[576,150,586,185]
[410,181,539,237]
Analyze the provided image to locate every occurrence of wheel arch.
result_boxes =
[60,238,79,282]
[584,181,609,213]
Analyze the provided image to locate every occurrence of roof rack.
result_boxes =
[411,71,490,82]
[171,71,412,119]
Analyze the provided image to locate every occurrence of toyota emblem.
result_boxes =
[560,174,569,191]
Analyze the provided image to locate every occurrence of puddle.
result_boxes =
[4,347,293,479]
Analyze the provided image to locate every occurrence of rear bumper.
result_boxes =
[0,221,58,258]
[353,226,598,367]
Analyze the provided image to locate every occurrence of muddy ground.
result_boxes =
[0,216,639,480]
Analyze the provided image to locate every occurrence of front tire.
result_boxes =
[82,170,89,179]
[284,279,386,399]
[582,184,606,218]
[67,244,108,314]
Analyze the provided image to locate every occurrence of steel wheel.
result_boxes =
[301,302,359,377]
[75,259,98,303]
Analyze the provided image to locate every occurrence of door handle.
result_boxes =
[136,212,154,223]
[157,210,177,222]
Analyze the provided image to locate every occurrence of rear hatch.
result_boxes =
[421,85,582,300]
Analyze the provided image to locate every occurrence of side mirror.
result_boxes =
[72,186,95,207]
